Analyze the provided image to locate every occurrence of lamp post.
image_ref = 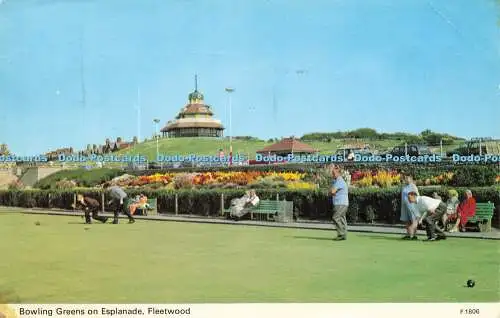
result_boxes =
[225,87,234,166]
[153,119,160,161]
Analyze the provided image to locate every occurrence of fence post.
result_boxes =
[276,193,279,201]
[175,193,178,215]
[48,193,51,209]
[220,193,224,215]
[101,192,105,213]
[73,193,76,210]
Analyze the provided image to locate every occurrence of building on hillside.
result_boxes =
[161,75,224,138]
[256,137,317,157]
[101,137,136,153]
[79,137,138,156]
[45,147,74,161]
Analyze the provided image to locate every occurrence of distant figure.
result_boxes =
[330,164,349,241]
[229,190,260,221]
[408,192,447,241]
[400,174,420,240]
[450,190,476,232]
[104,183,135,224]
[73,194,108,224]
[347,151,355,161]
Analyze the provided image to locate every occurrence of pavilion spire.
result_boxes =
[194,74,198,91]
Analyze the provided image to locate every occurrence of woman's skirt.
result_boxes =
[400,204,420,222]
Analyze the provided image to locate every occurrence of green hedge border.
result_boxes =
[1,186,498,227]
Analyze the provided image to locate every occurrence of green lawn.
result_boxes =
[115,137,461,160]
[61,137,463,167]
[1,212,498,303]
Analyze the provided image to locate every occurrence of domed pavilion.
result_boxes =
[161,76,224,138]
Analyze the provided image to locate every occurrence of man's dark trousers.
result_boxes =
[112,199,134,224]
[85,206,107,224]
[79,197,107,224]
[423,202,447,239]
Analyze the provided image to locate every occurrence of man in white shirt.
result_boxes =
[408,192,447,241]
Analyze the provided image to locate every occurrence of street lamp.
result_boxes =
[153,118,160,161]
[225,87,235,166]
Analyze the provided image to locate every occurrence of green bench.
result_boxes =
[467,202,495,232]
[222,200,283,221]
[123,197,158,216]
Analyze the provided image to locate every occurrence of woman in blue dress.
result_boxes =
[400,174,420,240]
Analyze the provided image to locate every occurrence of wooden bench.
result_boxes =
[123,198,158,216]
[467,202,495,232]
[223,200,282,221]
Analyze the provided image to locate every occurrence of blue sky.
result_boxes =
[0,0,499,155]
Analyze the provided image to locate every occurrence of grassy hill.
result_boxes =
[52,137,464,169]
[114,137,461,160]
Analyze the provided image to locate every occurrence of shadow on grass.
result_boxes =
[290,235,333,241]
[67,221,87,225]
[358,234,409,241]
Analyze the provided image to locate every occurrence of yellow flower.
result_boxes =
[286,181,317,190]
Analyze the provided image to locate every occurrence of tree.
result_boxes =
[423,133,441,146]
[420,129,433,137]
[0,144,10,155]
[350,128,378,139]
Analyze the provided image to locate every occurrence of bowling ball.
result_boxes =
[467,280,475,288]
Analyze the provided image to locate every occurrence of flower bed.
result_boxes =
[111,171,311,189]
[349,170,459,188]
[34,165,500,191]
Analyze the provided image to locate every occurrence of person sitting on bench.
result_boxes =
[442,189,459,231]
[449,189,476,233]
[229,190,260,221]
[129,194,151,215]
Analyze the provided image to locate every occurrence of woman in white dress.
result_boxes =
[400,174,420,239]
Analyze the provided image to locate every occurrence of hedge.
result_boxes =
[1,186,499,227]
[34,168,124,189]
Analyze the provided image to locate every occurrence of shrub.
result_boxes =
[173,174,195,189]
[35,168,123,189]
[451,166,497,187]
[54,178,77,189]
[8,180,24,190]
[3,186,498,226]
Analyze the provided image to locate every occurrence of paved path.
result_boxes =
[2,206,499,240]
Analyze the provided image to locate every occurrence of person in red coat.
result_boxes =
[450,190,476,232]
